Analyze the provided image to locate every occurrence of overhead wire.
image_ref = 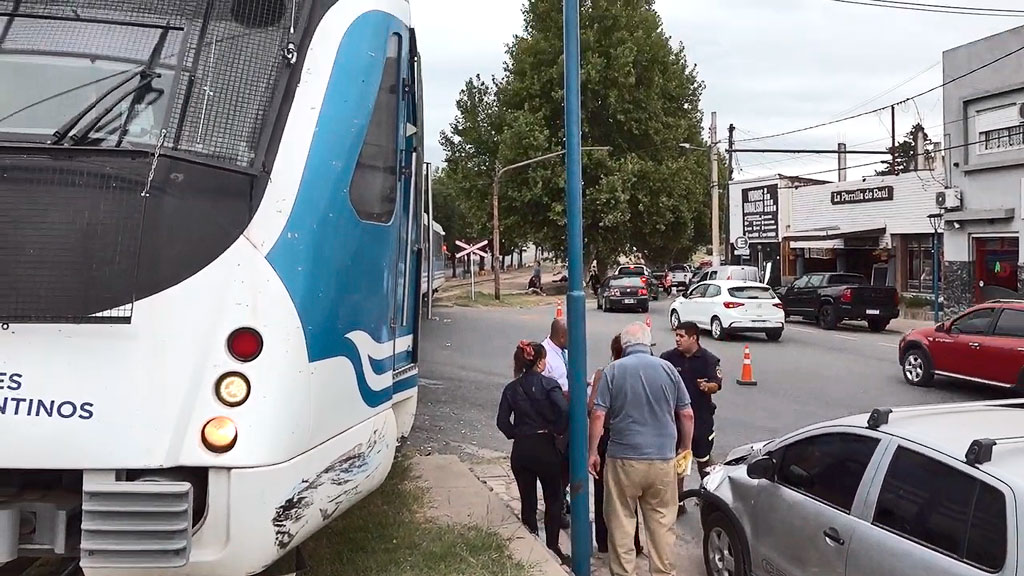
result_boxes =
[735,41,1024,143]
[829,0,1024,17]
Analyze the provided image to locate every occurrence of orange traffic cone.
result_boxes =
[736,345,757,386]
[555,301,563,319]
[645,315,652,329]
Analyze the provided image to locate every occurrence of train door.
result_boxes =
[392,27,419,376]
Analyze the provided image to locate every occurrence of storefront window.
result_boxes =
[973,237,1020,302]
[907,235,942,293]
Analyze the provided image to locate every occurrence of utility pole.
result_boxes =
[491,170,501,300]
[891,105,897,175]
[710,112,720,265]
[726,123,735,264]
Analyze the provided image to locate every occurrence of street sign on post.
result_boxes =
[455,240,488,301]
[734,235,749,250]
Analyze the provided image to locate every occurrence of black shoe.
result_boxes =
[549,546,571,566]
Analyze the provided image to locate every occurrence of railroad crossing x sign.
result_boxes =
[455,240,488,259]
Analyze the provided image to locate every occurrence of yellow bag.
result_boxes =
[675,450,693,477]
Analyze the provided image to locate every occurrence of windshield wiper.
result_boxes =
[49,25,170,146]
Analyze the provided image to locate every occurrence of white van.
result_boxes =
[691,265,761,284]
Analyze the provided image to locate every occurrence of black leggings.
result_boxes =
[510,433,564,549]
[594,431,642,552]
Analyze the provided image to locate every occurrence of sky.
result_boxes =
[412,0,1024,182]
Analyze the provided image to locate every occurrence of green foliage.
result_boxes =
[876,122,929,176]
[436,0,711,272]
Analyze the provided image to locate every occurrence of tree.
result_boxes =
[876,122,929,176]
[438,0,711,275]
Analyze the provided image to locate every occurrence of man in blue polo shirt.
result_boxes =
[589,321,694,576]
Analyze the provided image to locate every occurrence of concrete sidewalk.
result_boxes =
[413,454,568,576]
[469,460,704,576]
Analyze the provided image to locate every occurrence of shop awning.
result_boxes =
[783,223,887,242]
[944,208,1015,222]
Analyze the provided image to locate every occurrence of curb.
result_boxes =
[413,455,568,576]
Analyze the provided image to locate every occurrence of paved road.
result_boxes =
[411,296,1009,460]
[409,296,1011,574]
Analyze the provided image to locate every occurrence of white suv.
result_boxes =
[691,399,1021,576]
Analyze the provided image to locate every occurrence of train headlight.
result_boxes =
[216,373,250,407]
[202,417,238,453]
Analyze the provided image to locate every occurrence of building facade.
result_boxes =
[728,174,829,286]
[942,24,1024,315]
[782,167,947,296]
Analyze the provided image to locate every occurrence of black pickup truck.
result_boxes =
[776,272,900,332]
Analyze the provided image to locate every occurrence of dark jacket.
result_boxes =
[496,370,569,440]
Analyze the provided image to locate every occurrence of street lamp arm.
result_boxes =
[495,146,612,179]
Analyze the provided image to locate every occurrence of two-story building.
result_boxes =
[942,24,1024,314]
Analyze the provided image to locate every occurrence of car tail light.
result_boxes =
[639,288,648,296]
[840,289,853,303]
[894,291,901,305]
[228,328,263,362]
[774,303,785,309]
[723,301,745,309]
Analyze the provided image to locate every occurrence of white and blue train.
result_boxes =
[0,0,432,574]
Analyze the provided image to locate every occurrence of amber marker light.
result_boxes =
[202,417,238,453]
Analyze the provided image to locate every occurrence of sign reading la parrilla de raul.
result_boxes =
[831,185,894,206]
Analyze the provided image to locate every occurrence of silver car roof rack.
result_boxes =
[984,299,1024,304]
[867,399,1024,429]
[966,437,1024,466]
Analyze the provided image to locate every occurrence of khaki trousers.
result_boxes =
[603,457,678,576]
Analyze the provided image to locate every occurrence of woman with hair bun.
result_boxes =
[496,340,571,565]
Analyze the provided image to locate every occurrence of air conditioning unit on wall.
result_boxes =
[935,188,962,210]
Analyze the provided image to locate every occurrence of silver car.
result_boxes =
[689,398,1023,576]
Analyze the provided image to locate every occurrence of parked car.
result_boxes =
[898,299,1024,388]
[669,280,785,341]
[668,263,695,291]
[691,265,761,285]
[776,272,899,332]
[615,263,659,301]
[690,398,1022,576]
[597,275,650,313]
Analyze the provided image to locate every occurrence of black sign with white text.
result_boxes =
[831,186,894,205]
[742,184,779,240]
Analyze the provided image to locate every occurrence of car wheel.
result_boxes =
[703,511,747,576]
[766,329,783,342]
[670,310,681,330]
[902,348,935,387]
[603,297,610,312]
[868,319,889,332]
[641,303,650,313]
[818,304,839,330]
[711,316,726,341]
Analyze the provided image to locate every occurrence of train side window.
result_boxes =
[350,33,401,224]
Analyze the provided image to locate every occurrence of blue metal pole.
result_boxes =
[933,230,940,322]
[563,0,590,574]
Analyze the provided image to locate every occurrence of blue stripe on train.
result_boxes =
[267,10,408,409]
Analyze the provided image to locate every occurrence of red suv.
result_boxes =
[899,299,1024,388]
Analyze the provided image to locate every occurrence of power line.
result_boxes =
[829,61,939,120]
[870,0,1024,14]
[830,0,1024,17]
[736,41,1024,143]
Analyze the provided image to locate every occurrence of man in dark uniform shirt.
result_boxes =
[659,320,722,514]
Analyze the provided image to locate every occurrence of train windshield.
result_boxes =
[0,1,299,167]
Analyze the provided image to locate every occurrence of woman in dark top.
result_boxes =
[587,334,643,556]
[496,340,570,565]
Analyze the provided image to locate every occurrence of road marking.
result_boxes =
[793,327,816,334]
[877,342,898,348]
[834,334,858,341]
